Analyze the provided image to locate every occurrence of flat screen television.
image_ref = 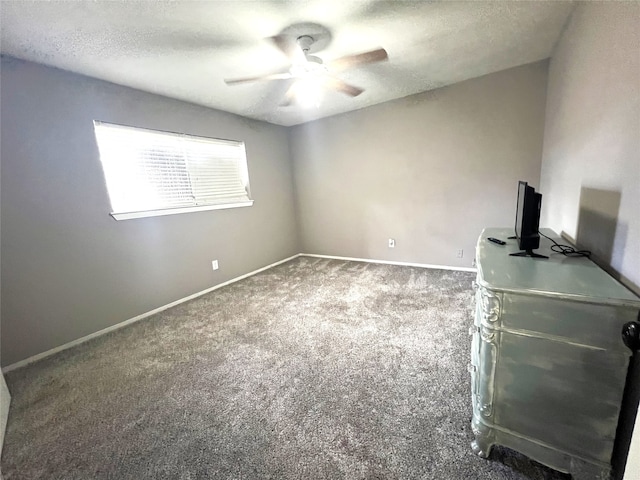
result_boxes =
[510,181,547,259]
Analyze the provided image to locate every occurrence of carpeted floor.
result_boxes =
[2,257,570,479]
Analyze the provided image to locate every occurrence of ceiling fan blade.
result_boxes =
[324,77,364,97]
[269,34,306,64]
[278,76,363,107]
[327,48,388,72]
[224,71,292,85]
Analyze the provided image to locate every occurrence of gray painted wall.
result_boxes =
[1,57,299,366]
[539,4,640,479]
[0,126,7,472]
[540,2,639,297]
[290,61,548,268]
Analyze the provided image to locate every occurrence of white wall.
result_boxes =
[291,61,548,268]
[539,3,640,478]
[626,408,640,480]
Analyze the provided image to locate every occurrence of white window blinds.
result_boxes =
[93,121,252,219]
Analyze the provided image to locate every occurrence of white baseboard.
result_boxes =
[300,253,477,273]
[0,373,10,468]
[2,254,301,373]
[2,252,473,373]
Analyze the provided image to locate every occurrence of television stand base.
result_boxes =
[509,250,549,258]
[510,250,548,259]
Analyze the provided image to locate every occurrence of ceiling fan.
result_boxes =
[224,30,388,106]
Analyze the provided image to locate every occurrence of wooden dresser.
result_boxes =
[470,228,640,479]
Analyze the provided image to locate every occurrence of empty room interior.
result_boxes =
[1,1,639,479]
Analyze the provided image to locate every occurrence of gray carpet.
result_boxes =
[2,257,570,479]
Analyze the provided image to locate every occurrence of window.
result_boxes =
[93,121,253,220]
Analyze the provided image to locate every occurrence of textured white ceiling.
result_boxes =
[0,1,575,126]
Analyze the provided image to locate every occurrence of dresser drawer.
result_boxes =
[500,292,635,352]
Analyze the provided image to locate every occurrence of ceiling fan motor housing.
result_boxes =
[296,35,315,53]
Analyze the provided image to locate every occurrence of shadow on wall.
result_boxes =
[575,187,626,278]
[572,187,640,479]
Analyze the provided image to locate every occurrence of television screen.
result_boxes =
[514,181,527,242]
[511,181,546,258]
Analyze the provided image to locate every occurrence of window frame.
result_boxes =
[93,120,253,220]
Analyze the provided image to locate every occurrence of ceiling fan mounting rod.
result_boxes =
[296,35,315,53]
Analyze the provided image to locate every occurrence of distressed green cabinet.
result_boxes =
[470,228,640,479]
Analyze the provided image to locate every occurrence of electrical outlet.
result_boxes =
[457,249,464,258]
[388,238,396,248]
[212,260,219,271]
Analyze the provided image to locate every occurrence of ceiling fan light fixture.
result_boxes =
[289,57,327,77]
[293,77,324,108]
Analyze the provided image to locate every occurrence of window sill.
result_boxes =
[111,200,254,221]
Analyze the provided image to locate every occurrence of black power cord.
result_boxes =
[538,230,592,258]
